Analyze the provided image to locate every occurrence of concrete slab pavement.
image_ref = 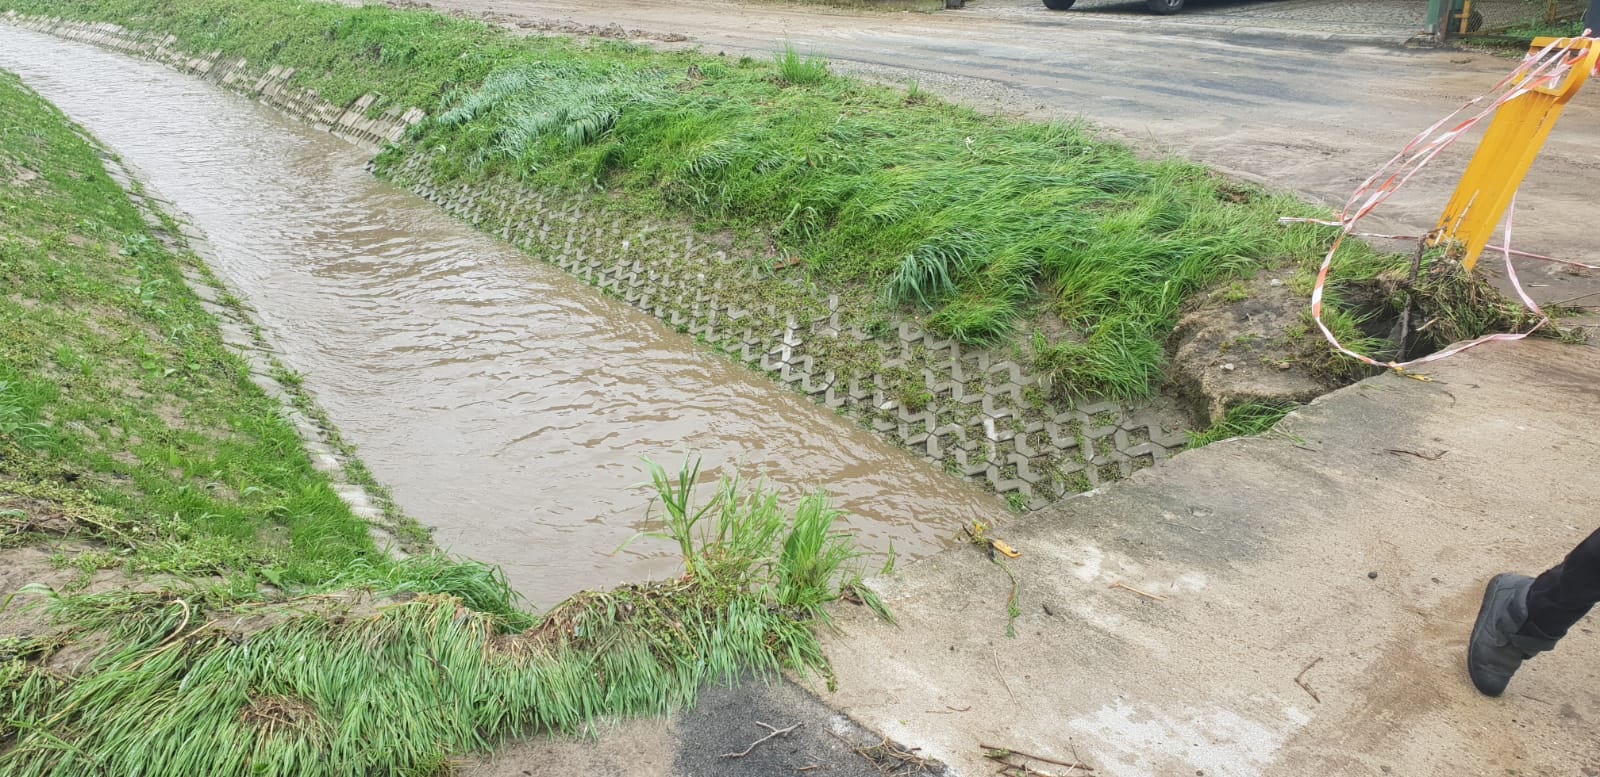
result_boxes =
[813,337,1600,776]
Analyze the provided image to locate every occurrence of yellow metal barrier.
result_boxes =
[1432,37,1599,271]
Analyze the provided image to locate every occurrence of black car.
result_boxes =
[1043,0,1188,15]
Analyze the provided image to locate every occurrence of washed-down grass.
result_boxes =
[0,70,881,774]
[0,461,878,776]
[3,0,1403,401]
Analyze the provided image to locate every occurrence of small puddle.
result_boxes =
[0,26,1010,607]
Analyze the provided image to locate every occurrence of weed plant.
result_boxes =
[1407,259,1553,348]
[774,45,831,84]
[1184,402,1295,448]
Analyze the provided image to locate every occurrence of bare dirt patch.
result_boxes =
[0,547,81,659]
[4,158,40,188]
[0,493,79,539]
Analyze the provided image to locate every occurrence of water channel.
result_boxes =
[0,26,1011,607]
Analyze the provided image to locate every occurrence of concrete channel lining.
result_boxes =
[6,11,1198,509]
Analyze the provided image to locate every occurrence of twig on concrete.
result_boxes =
[721,721,801,758]
[980,743,1095,771]
[1066,741,1088,776]
[831,731,935,775]
[1386,448,1447,461]
[1108,581,1166,602]
[997,767,1064,777]
[987,651,1020,708]
[997,763,1064,777]
[796,765,821,773]
[1295,657,1324,704]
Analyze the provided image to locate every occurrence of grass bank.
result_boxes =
[0,69,881,775]
[4,0,1407,403]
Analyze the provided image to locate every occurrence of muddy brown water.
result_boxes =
[0,27,1009,607]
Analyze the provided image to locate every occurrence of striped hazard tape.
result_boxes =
[1281,33,1598,372]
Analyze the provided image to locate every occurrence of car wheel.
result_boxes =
[1146,0,1184,13]
[1043,0,1077,10]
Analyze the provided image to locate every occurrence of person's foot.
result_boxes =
[1467,573,1557,696]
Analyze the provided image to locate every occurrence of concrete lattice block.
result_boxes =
[980,395,1017,421]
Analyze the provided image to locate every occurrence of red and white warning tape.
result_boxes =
[1281,33,1597,371]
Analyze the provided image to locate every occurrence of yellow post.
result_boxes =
[1431,37,1599,271]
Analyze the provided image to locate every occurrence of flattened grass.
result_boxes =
[0,462,877,776]
[420,64,1372,398]
[4,0,1398,400]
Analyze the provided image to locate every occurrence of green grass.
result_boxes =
[774,45,831,85]
[1501,18,1588,38]
[0,68,882,774]
[3,0,1401,402]
[1184,402,1295,448]
[0,67,376,583]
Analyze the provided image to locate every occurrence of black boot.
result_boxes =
[1467,573,1558,697]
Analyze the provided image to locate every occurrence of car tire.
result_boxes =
[1146,0,1184,13]
[1043,0,1077,9]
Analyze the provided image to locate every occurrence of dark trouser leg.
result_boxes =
[1521,526,1600,641]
